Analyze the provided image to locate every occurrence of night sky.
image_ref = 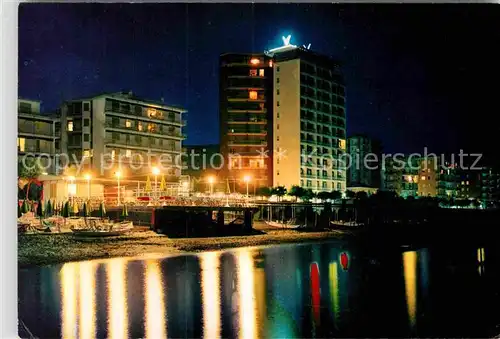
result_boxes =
[19,4,500,160]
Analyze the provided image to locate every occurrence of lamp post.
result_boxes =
[243,175,251,199]
[84,173,91,200]
[115,171,121,206]
[152,167,160,200]
[208,176,215,196]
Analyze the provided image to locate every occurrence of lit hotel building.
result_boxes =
[219,36,347,192]
[60,91,186,179]
[268,38,347,192]
[219,53,275,190]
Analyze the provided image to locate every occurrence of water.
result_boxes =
[18,241,500,338]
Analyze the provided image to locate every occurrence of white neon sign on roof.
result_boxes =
[267,35,311,54]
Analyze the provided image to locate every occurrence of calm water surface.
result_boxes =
[19,241,500,338]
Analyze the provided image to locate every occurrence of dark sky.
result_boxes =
[18,4,500,159]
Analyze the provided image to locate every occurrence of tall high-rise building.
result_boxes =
[347,134,382,189]
[268,41,347,192]
[60,91,186,179]
[219,37,347,192]
[219,53,275,191]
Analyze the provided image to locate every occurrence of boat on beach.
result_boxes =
[330,220,364,229]
[265,218,304,229]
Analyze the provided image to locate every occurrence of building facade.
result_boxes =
[480,167,500,206]
[267,41,347,192]
[347,134,382,189]
[60,91,186,180]
[219,38,347,193]
[381,155,420,197]
[17,99,60,175]
[219,53,275,192]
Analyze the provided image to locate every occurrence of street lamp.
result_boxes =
[152,167,160,200]
[84,173,91,200]
[207,176,215,196]
[115,171,121,206]
[67,176,76,204]
[243,175,251,199]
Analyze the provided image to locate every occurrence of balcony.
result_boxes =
[228,140,267,147]
[104,107,184,126]
[227,108,267,114]
[104,123,185,140]
[228,130,267,136]
[228,119,267,124]
[104,138,181,153]
[18,144,54,154]
[18,124,54,138]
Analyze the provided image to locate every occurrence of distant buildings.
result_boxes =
[381,155,420,198]
[219,37,347,193]
[347,134,382,190]
[17,99,60,174]
[59,91,186,179]
[480,167,500,206]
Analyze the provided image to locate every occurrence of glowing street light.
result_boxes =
[207,176,215,196]
[115,171,122,206]
[243,175,251,198]
[84,173,92,200]
[152,167,160,200]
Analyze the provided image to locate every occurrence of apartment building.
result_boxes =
[219,53,274,191]
[17,99,60,174]
[267,39,347,192]
[347,134,382,189]
[60,91,186,180]
[381,156,420,198]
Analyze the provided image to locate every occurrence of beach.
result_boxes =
[18,223,352,267]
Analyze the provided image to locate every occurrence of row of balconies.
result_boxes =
[105,122,186,139]
[104,137,180,152]
[104,105,185,125]
[18,123,55,137]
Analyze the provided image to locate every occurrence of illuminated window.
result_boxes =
[125,149,132,157]
[259,69,265,76]
[148,108,157,118]
[249,69,257,77]
[249,91,258,100]
[466,181,469,185]
[125,120,132,128]
[67,121,73,131]
[18,138,26,152]
[461,181,465,185]
[339,139,346,150]
[250,58,260,65]
[269,60,273,67]
[111,150,116,159]
[138,122,143,131]
[83,149,90,158]
[421,176,426,180]
[148,124,156,132]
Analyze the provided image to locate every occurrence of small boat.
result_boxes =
[330,220,363,228]
[71,229,130,237]
[265,219,304,229]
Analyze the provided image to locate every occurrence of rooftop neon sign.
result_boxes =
[266,35,311,54]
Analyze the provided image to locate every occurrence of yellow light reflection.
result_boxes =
[201,252,221,339]
[236,249,257,339]
[145,260,166,339]
[329,262,340,327]
[403,251,417,329]
[61,263,78,339]
[107,258,128,339]
[253,256,267,338]
[79,261,96,339]
[477,247,485,275]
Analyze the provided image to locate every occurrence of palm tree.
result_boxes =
[345,190,355,199]
[329,190,342,201]
[272,186,287,202]
[317,191,330,201]
[18,158,42,201]
[303,189,316,202]
[256,186,273,197]
[288,185,304,202]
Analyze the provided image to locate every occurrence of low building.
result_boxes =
[60,91,187,180]
[480,167,500,206]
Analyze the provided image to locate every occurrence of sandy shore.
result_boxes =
[18,226,353,267]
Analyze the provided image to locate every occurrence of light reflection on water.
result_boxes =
[20,243,500,338]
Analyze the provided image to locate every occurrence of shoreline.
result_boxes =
[18,227,354,268]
